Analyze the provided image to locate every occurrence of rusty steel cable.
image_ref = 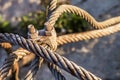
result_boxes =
[0,33,101,80]
[48,63,66,80]
[0,53,17,80]
[46,4,120,29]
[57,23,120,45]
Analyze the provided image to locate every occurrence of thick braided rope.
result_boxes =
[27,24,66,80]
[0,54,17,80]
[0,38,64,80]
[38,41,66,80]
[48,63,66,80]
[0,33,101,80]
[41,44,66,80]
[57,23,120,45]
[47,4,120,29]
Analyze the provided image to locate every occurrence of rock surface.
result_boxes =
[0,0,120,80]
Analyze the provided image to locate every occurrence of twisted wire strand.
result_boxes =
[47,4,120,29]
[0,33,101,80]
[13,48,41,80]
[0,53,17,80]
[45,0,57,31]
[27,24,65,80]
[48,0,57,13]
[57,23,120,45]
[36,40,66,80]
[23,56,43,80]
[0,45,35,80]
[48,62,66,80]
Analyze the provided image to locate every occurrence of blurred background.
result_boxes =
[0,0,120,80]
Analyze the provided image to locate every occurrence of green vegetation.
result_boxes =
[0,11,90,36]
[0,15,13,33]
[55,13,90,34]
[0,0,90,36]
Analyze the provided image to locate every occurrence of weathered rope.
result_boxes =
[0,53,17,80]
[48,63,66,80]
[57,23,120,45]
[46,4,120,29]
[0,33,101,80]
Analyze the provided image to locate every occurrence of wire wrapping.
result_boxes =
[48,0,57,13]
[48,63,66,80]
[46,4,120,29]
[39,43,67,80]
[0,54,17,80]
[27,24,66,80]
[0,33,101,80]
[0,42,37,80]
[23,56,42,80]
[57,23,120,45]
[45,0,57,31]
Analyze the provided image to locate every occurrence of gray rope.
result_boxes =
[0,33,101,80]
[23,56,43,80]
[27,24,65,80]
[0,54,17,80]
[45,0,57,31]
[48,63,66,80]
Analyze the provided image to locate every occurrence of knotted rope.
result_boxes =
[27,24,66,80]
[0,33,101,80]
[0,0,120,80]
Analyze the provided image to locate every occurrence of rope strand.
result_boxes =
[57,23,120,45]
[0,33,101,80]
[47,4,120,29]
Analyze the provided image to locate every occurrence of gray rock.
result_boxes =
[0,0,120,80]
